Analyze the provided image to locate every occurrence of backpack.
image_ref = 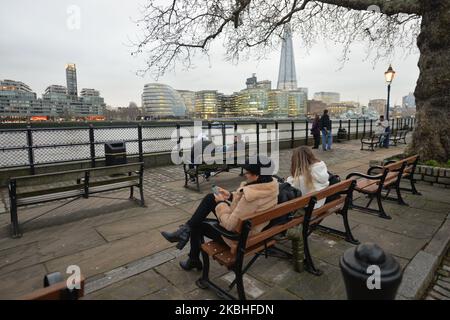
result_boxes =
[325,171,341,203]
[265,177,302,229]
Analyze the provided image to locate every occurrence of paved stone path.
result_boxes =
[0,139,448,300]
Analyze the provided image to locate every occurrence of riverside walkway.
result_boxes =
[0,139,449,300]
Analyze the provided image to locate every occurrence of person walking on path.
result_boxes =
[319,110,332,151]
[311,114,321,149]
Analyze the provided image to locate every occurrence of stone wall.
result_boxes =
[414,165,450,188]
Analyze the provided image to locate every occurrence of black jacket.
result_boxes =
[319,114,332,131]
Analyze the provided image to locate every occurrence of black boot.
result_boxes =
[161,224,190,246]
[179,258,203,271]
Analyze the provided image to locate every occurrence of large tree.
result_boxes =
[132,0,450,162]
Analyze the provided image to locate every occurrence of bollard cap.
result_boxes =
[341,242,400,277]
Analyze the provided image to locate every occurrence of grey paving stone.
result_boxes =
[285,260,347,300]
[352,224,428,260]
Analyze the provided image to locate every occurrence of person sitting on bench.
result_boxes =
[286,146,330,208]
[375,115,389,148]
[189,133,216,181]
[161,156,278,271]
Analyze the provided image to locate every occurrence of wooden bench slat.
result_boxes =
[201,241,229,257]
[249,195,310,227]
[246,216,304,248]
[17,189,84,206]
[17,184,84,199]
[89,180,138,194]
[310,197,345,220]
[213,239,277,268]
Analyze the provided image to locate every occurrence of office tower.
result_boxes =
[402,92,416,109]
[142,83,186,118]
[236,88,268,117]
[277,24,298,90]
[66,63,78,99]
[195,90,220,119]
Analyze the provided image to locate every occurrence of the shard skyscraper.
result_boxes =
[277,25,298,90]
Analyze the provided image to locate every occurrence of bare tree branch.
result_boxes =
[130,0,421,77]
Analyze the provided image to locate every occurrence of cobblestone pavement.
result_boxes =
[0,139,449,300]
[424,248,450,300]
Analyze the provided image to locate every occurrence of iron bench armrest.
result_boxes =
[201,220,241,241]
[346,172,384,180]
[367,165,384,175]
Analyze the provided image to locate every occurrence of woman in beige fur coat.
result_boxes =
[161,156,278,271]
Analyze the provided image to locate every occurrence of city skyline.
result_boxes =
[1,0,420,109]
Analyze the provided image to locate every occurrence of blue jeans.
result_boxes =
[321,129,332,150]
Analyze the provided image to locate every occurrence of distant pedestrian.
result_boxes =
[311,114,321,149]
[319,110,332,151]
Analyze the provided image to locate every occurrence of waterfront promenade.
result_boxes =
[0,139,449,300]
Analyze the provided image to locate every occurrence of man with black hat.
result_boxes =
[161,155,279,271]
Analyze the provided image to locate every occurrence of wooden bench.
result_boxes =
[196,179,358,300]
[8,162,145,238]
[389,130,408,146]
[386,155,421,195]
[183,152,247,192]
[360,133,383,151]
[19,273,85,300]
[347,159,408,219]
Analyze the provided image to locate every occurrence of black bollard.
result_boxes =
[339,243,403,300]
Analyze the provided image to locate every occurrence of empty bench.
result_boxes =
[360,133,383,151]
[346,155,420,219]
[389,130,408,146]
[196,179,358,300]
[183,152,247,192]
[8,162,145,238]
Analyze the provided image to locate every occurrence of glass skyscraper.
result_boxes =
[66,63,78,100]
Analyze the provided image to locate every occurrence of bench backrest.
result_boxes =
[243,195,313,248]
[9,162,143,187]
[307,179,354,223]
[403,155,419,166]
[88,163,143,178]
[10,169,87,187]
[384,160,405,172]
[241,179,354,249]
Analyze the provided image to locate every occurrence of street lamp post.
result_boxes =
[384,65,396,147]
[384,65,396,121]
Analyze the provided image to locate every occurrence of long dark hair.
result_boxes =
[245,175,273,186]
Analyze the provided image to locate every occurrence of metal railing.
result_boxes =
[0,118,416,174]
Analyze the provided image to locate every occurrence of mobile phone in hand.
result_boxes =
[212,185,219,195]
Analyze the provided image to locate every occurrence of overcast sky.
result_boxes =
[1,0,420,108]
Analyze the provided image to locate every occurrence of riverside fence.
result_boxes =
[0,118,416,174]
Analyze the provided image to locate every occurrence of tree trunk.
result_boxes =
[409,0,450,162]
